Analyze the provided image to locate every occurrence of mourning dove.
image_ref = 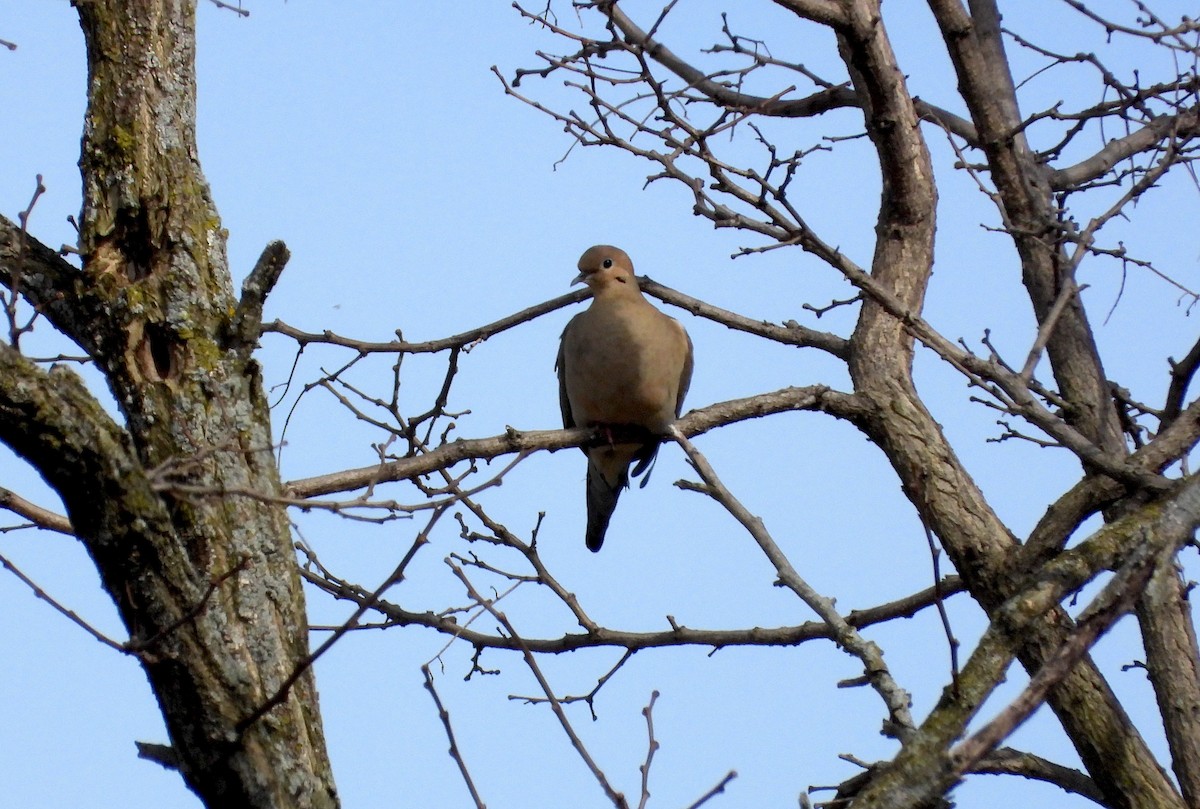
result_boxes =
[556,245,694,551]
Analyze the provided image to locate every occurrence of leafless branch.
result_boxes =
[972,747,1105,804]
[1049,106,1200,189]
[637,690,661,809]
[950,534,1165,774]
[422,665,487,809]
[0,549,127,653]
[5,175,46,347]
[262,286,587,354]
[670,426,915,741]
[448,559,629,809]
[1020,280,1083,382]
[922,518,960,692]
[302,550,964,654]
[1060,0,1200,49]
[285,385,868,499]
[206,0,249,17]
[509,650,637,714]
[682,769,738,809]
[0,486,73,534]
[1164,335,1200,427]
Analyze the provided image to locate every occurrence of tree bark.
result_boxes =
[1136,561,1200,806]
[0,2,338,806]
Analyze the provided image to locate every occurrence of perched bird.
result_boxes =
[556,245,694,551]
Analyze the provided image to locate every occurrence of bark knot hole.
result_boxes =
[116,206,155,281]
[142,323,177,381]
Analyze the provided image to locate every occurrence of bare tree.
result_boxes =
[3,2,1200,808]
[492,2,1200,807]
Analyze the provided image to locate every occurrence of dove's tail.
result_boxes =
[585,455,629,552]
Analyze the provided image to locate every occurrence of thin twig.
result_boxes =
[1020,280,1083,382]
[922,519,960,693]
[422,665,488,809]
[682,770,738,809]
[6,174,46,347]
[510,649,637,717]
[206,0,249,16]
[262,287,587,354]
[637,690,661,809]
[0,549,127,653]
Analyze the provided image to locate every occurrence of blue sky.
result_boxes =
[2,2,1198,807]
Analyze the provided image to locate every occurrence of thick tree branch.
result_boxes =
[1135,559,1200,806]
[1163,335,1200,428]
[767,0,846,27]
[58,2,340,806]
[1021,392,1200,565]
[929,0,1126,455]
[0,346,149,543]
[973,748,1105,805]
[1049,105,1200,190]
[950,538,1164,778]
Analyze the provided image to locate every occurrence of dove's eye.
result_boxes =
[602,259,614,269]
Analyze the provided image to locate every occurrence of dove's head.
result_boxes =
[573,245,638,291]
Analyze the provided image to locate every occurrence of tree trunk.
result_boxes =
[0,2,339,805]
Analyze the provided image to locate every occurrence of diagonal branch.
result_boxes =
[0,486,73,534]
[850,468,1200,808]
[448,560,629,809]
[950,537,1164,775]
[972,748,1105,804]
[1048,105,1200,190]
[670,426,916,740]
